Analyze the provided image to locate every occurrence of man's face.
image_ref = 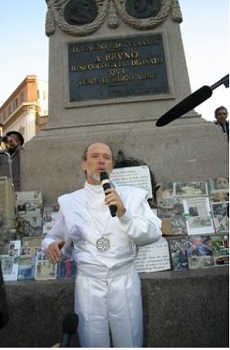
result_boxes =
[81,143,114,184]
[215,109,228,123]
[7,134,19,148]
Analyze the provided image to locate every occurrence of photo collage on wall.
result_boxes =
[156,177,229,271]
[0,191,77,281]
[0,176,229,281]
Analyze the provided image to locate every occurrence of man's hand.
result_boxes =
[104,188,126,217]
[46,240,65,264]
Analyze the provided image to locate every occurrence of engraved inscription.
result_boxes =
[68,34,169,102]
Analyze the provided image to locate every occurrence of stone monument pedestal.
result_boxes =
[1,267,228,347]
[10,4,229,348]
[20,1,228,202]
[21,116,228,204]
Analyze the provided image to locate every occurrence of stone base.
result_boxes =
[0,266,228,347]
[20,117,228,204]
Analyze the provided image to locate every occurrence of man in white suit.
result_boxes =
[41,142,162,347]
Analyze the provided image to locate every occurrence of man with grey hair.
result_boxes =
[214,106,229,141]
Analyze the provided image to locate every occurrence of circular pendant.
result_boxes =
[96,237,110,252]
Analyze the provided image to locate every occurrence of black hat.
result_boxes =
[6,131,24,146]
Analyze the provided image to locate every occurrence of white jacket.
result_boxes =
[41,182,162,268]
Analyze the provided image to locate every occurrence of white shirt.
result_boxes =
[41,182,162,268]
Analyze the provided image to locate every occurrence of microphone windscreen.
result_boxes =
[156,85,212,127]
[62,312,78,334]
[100,172,109,181]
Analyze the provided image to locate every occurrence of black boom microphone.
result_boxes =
[100,172,117,217]
[60,312,78,347]
[156,74,229,127]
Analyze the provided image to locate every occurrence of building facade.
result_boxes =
[0,75,48,145]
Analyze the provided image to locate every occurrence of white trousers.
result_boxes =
[74,262,143,348]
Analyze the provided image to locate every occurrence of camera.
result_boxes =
[0,136,8,143]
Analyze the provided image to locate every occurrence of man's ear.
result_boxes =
[81,160,86,171]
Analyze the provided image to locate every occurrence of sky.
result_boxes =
[0,0,229,121]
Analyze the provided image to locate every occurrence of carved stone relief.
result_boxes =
[45,0,182,37]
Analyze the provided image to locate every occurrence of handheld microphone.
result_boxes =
[100,172,117,217]
[156,74,229,127]
[60,312,78,347]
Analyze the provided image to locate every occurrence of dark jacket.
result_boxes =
[214,121,229,141]
[0,145,23,190]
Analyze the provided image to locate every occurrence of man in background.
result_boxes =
[214,106,229,142]
[0,131,24,190]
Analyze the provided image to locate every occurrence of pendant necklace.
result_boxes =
[96,236,110,253]
[86,199,111,253]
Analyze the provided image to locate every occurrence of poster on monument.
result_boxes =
[0,240,21,281]
[182,197,215,235]
[18,255,36,281]
[207,177,229,204]
[207,177,229,194]
[134,236,170,273]
[161,216,187,236]
[34,251,57,280]
[17,237,42,280]
[168,239,189,271]
[42,204,59,237]
[15,191,43,237]
[211,202,229,233]
[156,182,175,208]
[157,197,186,235]
[186,235,229,269]
[173,181,208,197]
[212,235,229,266]
[110,166,152,198]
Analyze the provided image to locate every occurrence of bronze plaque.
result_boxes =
[68,34,169,102]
